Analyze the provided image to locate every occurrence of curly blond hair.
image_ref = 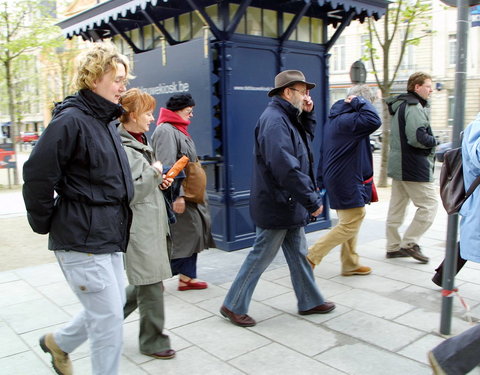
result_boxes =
[119,88,156,124]
[73,42,133,91]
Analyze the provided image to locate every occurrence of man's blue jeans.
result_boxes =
[223,226,326,314]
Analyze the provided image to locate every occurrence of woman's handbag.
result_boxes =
[182,161,207,204]
[363,176,379,203]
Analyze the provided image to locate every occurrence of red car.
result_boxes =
[18,132,39,144]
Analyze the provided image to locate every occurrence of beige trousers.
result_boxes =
[307,206,366,273]
[386,180,438,252]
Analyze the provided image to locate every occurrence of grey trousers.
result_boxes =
[54,251,125,375]
[124,282,171,354]
[432,324,480,374]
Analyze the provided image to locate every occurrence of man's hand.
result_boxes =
[303,90,314,112]
[311,205,323,217]
[345,95,356,103]
[173,196,186,214]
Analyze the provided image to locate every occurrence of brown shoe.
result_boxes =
[142,349,176,360]
[39,333,73,375]
[306,255,316,270]
[402,244,429,264]
[220,305,256,327]
[342,266,372,276]
[299,301,336,315]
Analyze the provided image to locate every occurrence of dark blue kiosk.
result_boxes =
[59,0,387,250]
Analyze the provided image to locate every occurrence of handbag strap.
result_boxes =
[465,175,480,200]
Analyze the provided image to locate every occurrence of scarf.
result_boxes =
[157,107,191,137]
[127,131,146,144]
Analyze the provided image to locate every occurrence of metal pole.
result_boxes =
[439,0,469,335]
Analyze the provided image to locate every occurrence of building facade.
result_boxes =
[328,0,480,140]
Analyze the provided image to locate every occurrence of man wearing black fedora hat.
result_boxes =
[220,70,335,327]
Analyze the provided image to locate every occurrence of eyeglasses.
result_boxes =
[183,108,194,115]
[289,87,307,96]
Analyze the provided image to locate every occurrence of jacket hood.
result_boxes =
[329,99,355,119]
[52,89,124,123]
[386,92,428,115]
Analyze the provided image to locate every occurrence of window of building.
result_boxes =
[262,9,277,38]
[449,34,456,66]
[331,37,346,72]
[360,34,372,70]
[191,11,205,39]
[246,7,262,36]
[311,18,322,44]
[448,93,455,127]
[179,13,192,41]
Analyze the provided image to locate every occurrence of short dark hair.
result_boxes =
[407,72,432,92]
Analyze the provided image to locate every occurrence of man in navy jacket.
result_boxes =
[307,85,381,275]
[220,70,335,327]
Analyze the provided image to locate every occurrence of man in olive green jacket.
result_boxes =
[385,72,438,264]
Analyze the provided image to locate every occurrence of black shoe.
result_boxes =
[432,272,442,287]
[402,244,429,264]
[386,249,410,258]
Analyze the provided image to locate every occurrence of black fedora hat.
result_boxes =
[268,70,316,97]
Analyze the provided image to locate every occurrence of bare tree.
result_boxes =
[365,0,432,187]
[0,0,61,184]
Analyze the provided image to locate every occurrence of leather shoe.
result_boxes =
[178,278,208,291]
[142,349,176,360]
[39,333,73,375]
[342,266,372,276]
[220,305,256,327]
[402,244,429,264]
[386,249,410,258]
[299,301,336,315]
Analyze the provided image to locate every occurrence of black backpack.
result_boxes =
[439,146,480,214]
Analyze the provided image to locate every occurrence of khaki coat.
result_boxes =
[119,125,172,285]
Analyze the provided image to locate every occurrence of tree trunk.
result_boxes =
[377,100,391,187]
[5,59,19,185]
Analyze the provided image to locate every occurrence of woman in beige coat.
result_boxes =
[118,88,175,360]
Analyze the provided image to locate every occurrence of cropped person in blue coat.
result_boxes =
[220,70,335,327]
[459,111,480,263]
[307,85,381,276]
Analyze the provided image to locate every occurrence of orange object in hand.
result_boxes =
[165,155,189,178]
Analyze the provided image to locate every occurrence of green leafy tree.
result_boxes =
[364,0,432,187]
[0,0,62,184]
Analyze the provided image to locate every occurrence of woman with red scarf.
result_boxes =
[152,94,215,291]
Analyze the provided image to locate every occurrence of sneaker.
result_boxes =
[386,249,410,258]
[428,351,447,375]
[39,333,73,375]
[342,266,372,276]
[402,244,429,264]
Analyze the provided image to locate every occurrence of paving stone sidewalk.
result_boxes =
[1,183,480,374]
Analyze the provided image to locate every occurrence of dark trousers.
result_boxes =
[171,253,198,278]
[432,324,480,374]
[124,283,171,354]
[432,242,467,286]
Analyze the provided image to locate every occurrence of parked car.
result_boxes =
[435,142,452,162]
[18,132,39,144]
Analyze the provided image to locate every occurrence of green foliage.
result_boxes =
[0,0,63,63]
[363,0,433,93]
